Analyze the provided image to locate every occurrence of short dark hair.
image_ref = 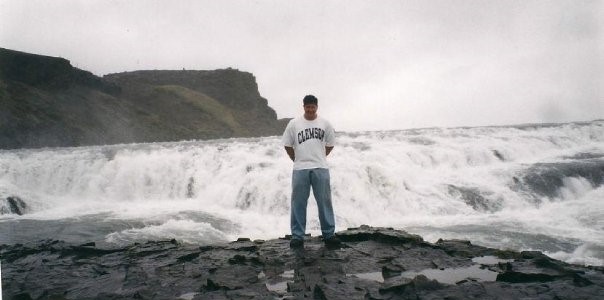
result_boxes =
[303,95,318,105]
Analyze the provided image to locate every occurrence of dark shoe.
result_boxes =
[289,238,304,248]
[324,235,342,249]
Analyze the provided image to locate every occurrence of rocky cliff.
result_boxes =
[2,226,602,299]
[0,48,288,149]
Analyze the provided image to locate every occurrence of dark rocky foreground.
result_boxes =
[2,226,603,299]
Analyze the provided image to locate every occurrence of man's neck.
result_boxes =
[304,114,317,120]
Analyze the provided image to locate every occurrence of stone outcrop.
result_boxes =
[2,225,602,299]
[0,196,27,215]
[0,48,288,149]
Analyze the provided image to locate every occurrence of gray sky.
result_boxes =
[1,0,603,131]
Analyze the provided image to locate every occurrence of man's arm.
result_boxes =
[285,146,295,162]
[326,146,334,156]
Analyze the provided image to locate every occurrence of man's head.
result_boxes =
[303,95,318,106]
[303,95,318,120]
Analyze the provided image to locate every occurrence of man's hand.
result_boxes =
[326,146,334,156]
[284,146,295,162]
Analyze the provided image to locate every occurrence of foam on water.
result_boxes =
[1,121,603,265]
[105,219,228,246]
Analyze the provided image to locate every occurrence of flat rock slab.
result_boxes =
[2,225,603,299]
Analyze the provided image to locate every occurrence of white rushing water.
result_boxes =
[1,120,603,266]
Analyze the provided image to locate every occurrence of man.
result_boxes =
[282,95,341,249]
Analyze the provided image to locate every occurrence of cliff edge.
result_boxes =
[0,48,288,149]
[2,226,602,299]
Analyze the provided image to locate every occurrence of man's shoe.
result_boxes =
[289,238,304,248]
[324,235,342,249]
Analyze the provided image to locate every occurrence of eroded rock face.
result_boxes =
[2,226,603,299]
[0,47,288,149]
[0,196,27,215]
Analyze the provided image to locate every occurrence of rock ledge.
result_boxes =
[2,225,603,299]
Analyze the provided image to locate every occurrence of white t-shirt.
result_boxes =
[282,116,335,170]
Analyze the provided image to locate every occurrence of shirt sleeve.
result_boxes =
[282,119,295,147]
[324,121,336,147]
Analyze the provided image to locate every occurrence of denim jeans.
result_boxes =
[291,168,335,240]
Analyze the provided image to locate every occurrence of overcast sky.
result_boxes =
[1,0,602,131]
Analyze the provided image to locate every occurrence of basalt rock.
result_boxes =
[0,196,27,215]
[2,226,603,299]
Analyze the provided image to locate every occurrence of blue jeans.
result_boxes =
[290,168,335,240]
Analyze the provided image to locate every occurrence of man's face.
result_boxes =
[303,104,318,119]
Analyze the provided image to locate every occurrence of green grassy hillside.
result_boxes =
[0,48,288,149]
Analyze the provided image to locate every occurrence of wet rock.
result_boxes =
[338,224,423,245]
[447,185,502,212]
[226,240,258,252]
[313,281,366,300]
[435,238,493,258]
[205,265,259,290]
[177,252,201,263]
[497,271,557,283]
[379,276,414,294]
[381,264,404,279]
[2,225,604,299]
[519,160,604,199]
[378,274,443,298]
[573,273,594,287]
[492,149,505,161]
[412,274,444,291]
[1,196,27,215]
